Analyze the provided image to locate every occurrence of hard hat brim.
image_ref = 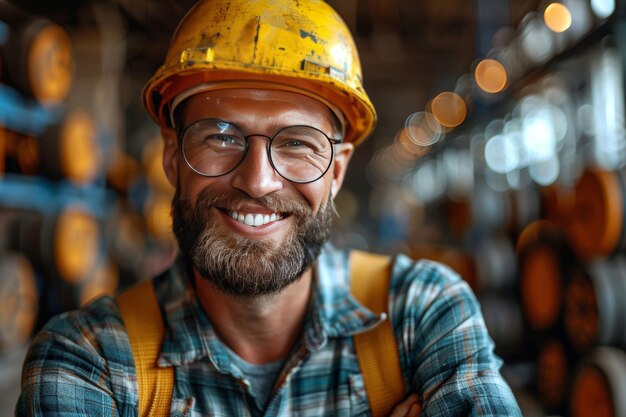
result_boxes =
[143,65,377,145]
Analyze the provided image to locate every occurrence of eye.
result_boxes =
[282,139,307,148]
[273,133,328,155]
[205,134,241,146]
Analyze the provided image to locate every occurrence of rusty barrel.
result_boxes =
[535,338,577,415]
[569,347,626,417]
[2,111,101,184]
[0,3,73,104]
[564,256,626,353]
[517,220,574,334]
[567,168,626,260]
[39,110,101,184]
[15,206,100,285]
[0,251,38,349]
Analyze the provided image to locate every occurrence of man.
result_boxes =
[17,0,522,416]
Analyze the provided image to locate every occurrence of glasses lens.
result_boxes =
[182,120,246,176]
[270,126,333,183]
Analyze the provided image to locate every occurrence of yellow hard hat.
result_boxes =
[143,0,376,144]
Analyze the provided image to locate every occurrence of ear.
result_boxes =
[161,126,179,187]
[330,143,354,198]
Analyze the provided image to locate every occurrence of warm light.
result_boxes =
[54,208,100,283]
[474,59,507,93]
[395,128,430,158]
[430,92,467,128]
[544,3,572,32]
[371,144,418,181]
[61,111,100,184]
[405,111,442,146]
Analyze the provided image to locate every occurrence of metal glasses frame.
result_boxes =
[178,118,342,184]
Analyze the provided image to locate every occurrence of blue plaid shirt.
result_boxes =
[16,245,521,416]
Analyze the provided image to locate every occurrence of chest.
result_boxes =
[167,341,371,417]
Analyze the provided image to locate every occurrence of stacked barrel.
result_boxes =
[561,168,626,417]
[0,3,176,356]
[436,167,626,416]
[0,3,82,350]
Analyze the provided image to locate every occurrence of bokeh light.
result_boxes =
[474,59,507,93]
[430,92,467,128]
[485,133,519,174]
[529,156,560,186]
[544,3,572,33]
[591,0,615,18]
[520,14,555,64]
[405,111,442,146]
[395,128,431,158]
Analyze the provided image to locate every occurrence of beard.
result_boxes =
[171,185,334,298]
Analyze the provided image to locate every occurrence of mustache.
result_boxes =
[192,189,313,217]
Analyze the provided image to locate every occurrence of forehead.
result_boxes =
[178,88,336,132]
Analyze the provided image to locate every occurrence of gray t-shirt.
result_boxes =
[225,347,285,417]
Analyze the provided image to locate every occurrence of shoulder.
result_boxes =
[38,295,123,346]
[27,294,132,370]
[387,254,489,366]
[388,254,479,317]
[390,253,463,287]
[386,255,521,415]
[17,294,138,415]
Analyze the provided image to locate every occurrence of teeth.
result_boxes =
[229,210,283,227]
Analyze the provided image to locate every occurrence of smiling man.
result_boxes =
[17,0,521,416]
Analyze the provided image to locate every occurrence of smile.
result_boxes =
[229,210,284,227]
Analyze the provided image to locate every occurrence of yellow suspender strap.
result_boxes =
[116,280,174,417]
[350,250,405,417]
[115,252,403,417]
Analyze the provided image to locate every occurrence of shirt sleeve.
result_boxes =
[15,297,135,417]
[390,258,522,417]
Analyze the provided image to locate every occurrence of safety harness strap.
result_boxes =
[350,250,405,417]
[116,251,404,416]
[117,279,174,417]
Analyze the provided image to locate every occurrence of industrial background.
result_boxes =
[0,0,624,415]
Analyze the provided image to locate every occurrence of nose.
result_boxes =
[230,136,284,198]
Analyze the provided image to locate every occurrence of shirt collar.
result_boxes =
[156,244,383,368]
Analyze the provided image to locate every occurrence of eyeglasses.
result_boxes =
[179,118,342,184]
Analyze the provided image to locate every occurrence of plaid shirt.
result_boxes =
[16,245,521,416]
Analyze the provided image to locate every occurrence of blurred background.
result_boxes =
[0,0,624,415]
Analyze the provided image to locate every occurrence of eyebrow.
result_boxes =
[182,117,339,139]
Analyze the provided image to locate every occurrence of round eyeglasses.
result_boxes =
[179,119,342,184]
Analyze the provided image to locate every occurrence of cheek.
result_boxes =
[295,181,332,213]
[177,169,219,202]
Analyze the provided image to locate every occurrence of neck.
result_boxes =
[194,268,313,364]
